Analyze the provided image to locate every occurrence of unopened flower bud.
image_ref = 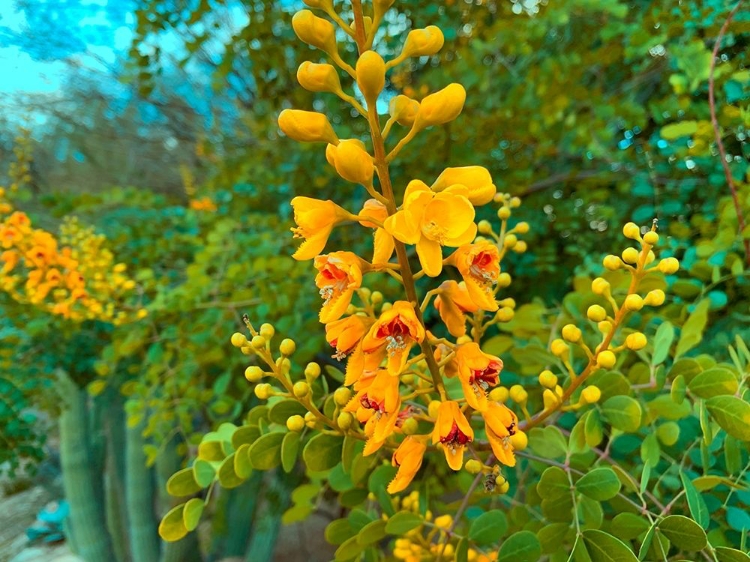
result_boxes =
[337,411,353,430]
[509,431,528,451]
[644,289,666,306]
[280,338,296,355]
[497,298,516,308]
[503,233,518,248]
[603,255,622,270]
[260,323,275,339]
[623,222,640,239]
[513,240,528,253]
[581,386,602,404]
[245,366,264,382]
[428,400,441,418]
[550,339,569,359]
[498,480,510,494]
[495,307,514,322]
[293,381,310,398]
[287,414,306,432]
[598,320,613,334]
[292,10,337,54]
[399,26,444,60]
[543,389,559,410]
[297,61,341,93]
[388,95,420,127]
[509,385,528,404]
[240,346,253,356]
[401,417,419,435]
[591,277,610,295]
[254,383,273,400]
[371,291,383,305]
[465,459,484,474]
[414,83,466,131]
[477,220,492,234]
[497,272,512,288]
[514,221,529,234]
[624,294,644,311]
[509,197,522,208]
[305,362,321,379]
[539,370,558,388]
[333,139,373,185]
[333,387,352,406]
[626,332,647,351]
[497,207,511,220]
[278,109,338,144]
[622,247,639,264]
[658,257,679,275]
[643,231,659,246]
[596,350,616,369]
[251,335,267,349]
[356,50,386,103]
[231,332,248,348]
[587,305,607,322]
[562,324,582,343]
[489,387,509,403]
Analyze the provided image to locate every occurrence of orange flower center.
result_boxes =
[469,360,501,391]
[377,317,411,355]
[469,251,498,284]
[360,394,385,413]
[318,263,349,303]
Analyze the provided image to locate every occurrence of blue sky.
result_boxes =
[0,0,134,95]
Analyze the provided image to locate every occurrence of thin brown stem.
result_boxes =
[708,0,749,265]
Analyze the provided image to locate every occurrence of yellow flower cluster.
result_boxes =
[0,201,144,324]
[4,128,33,194]
[232,0,534,497]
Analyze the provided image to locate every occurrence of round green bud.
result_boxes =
[509,196,522,208]
[503,234,518,249]
[497,207,511,220]
[514,221,530,234]
[477,220,493,235]
[495,307,514,322]
[304,362,321,379]
[337,411,353,430]
[513,240,528,253]
[401,417,419,435]
[333,387,352,406]
[370,291,383,305]
[497,272,512,288]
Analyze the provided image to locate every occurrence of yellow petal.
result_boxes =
[416,237,443,277]
[431,166,496,206]
[372,229,395,264]
[320,288,355,324]
[442,443,465,471]
[385,211,421,245]
[292,227,331,260]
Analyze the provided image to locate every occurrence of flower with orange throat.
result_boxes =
[290,197,352,260]
[483,402,518,467]
[358,199,394,265]
[345,370,401,455]
[325,315,377,385]
[361,301,425,376]
[446,241,500,311]
[432,400,473,470]
[314,252,368,323]
[384,181,476,277]
[388,436,427,493]
[446,342,502,412]
[434,280,479,337]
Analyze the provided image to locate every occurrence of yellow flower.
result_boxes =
[296,61,342,94]
[482,402,518,467]
[431,400,473,470]
[433,280,479,337]
[359,199,394,265]
[356,50,386,104]
[278,109,339,145]
[388,95,420,128]
[446,242,500,311]
[325,315,375,385]
[345,370,401,455]
[413,83,466,131]
[314,251,367,323]
[361,301,425,376]
[431,166,497,206]
[387,436,427,494]
[446,342,503,412]
[384,181,476,277]
[328,139,374,186]
[1,250,19,274]
[290,197,351,260]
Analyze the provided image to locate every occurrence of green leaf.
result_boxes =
[281,431,300,473]
[356,519,388,546]
[582,529,638,562]
[661,121,698,140]
[455,537,469,562]
[688,368,739,399]
[496,530,542,562]
[647,395,692,420]
[652,322,674,365]
[159,504,188,542]
[671,375,686,405]
[385,511,424,534]
[342,435,361,474]
[233,444,252,478]
[469,509,508,546]
[537,466,570,500]
[657,515,707,551]
[528,426,568,458]
[232,425,260,448]
[585,409,604,448]
[611,513,650,541]
[183,498,204,532]
[656,422,680,446]
[247,431,285,470]
[218,453,245,488]
[679,472,709,530]
[715,547,750,562]
[198,440,226,461]
[325,519,356,546]
[334,535,364,561]
[368,464,397,516]
[192,459,215,488]
[602,396,642,432]
[576,467,621,501]
[303,433,344,472]
[638,523,656,561]
[167,467,201,497]
[268,399,308,425]
[669,358,703,385]
[706,395,750,441]
[538,523,571,554]
[675,300,710,358]
[640,434,659,468]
